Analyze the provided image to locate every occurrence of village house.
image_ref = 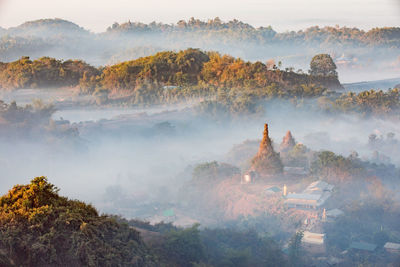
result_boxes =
[284,180,334,209]
[241,170,258,184]
[325,208,344,220]
[265,186,281,194]
[302,231,326,254]
[283,166,309,176]
[303,231,325,245]
[349,241,377,253]
[384,242,400,254]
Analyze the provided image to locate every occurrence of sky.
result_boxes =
[0,0,399,32]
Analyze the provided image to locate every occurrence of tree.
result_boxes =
[309,54,337,77]
[0,177,155,266]
[288,231,304,266]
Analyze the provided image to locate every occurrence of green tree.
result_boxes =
[288,231,304,267]
[309,54,337,77]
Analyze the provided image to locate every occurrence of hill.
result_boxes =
[106,18,400,48]
[6,18,90,37]
[0,49,342,92]
[0,177,288,266]
[343,77,400,92]
[0,17,398,80]
[0,177,156,266]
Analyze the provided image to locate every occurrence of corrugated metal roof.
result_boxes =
[305,180,334,192]
[326,208,344,217]
[266,186,281,193]
[350,242,377,252]
[384,242,400,250]
[303,231,325,245]
[163,209,175,217]
[286,193,321,200]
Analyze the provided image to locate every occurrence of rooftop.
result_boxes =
[384,242,400,250]
[266,186,281,193]
[286,193,321,201]
[305,180,334,194]
[349,242,377,252]
[303,231,325,245]
[326,208,344,217]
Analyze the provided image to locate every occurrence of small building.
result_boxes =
[349,242,377,252]
[285,193,322,209]
[162,209,175,218]
[303,231,325,245]
[284,180,334,209]
[266,186,281,194]
[241,171,258,184]
[283,166,309,176]
[384,242,400,254]
[302,231,326,254]
[326,208,344,219]
[304,180,334,194]
[163,85,179,90]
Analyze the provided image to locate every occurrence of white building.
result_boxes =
[326,208,344,219]
[384,242,400,254]
[241,171,258,184]
[284,180,334,209]
[303,231,325,245]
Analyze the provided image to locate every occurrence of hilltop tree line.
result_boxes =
[106,17,400,48]
[0,56,99,90]
[0,18,399,68]
[0,49,340,91]
[1,50,400,117]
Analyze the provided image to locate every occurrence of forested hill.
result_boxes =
[0,49,342,93]
[106,18,400,48]
[3,18,399,48]
[6,18,91,37]
[0,177,286,266]
[0,18,399,76]
[0,177,156,266]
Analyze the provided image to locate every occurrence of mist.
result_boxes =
[1,93,399,221]
[1,18,399,83]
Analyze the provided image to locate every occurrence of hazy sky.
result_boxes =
[0,0,399,32]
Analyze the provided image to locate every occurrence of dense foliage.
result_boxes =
[309,54,337,77]
[192,161,240,181]
[0,56,100,90]
[331,89,400,116]
[0,49,340,92]
[0,178,289,266]
[1,18,399,69]
[106,18,400,48]
[0,177,155,266]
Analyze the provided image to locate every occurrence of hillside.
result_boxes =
[0,177,288,266]
[0,18,399,81]
[0,177,156,266]
[0,49,342,92]
[6,18,90,37]
[105,18,400,48]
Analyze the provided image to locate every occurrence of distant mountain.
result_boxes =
[343,77,400,92]
[105,18,400,48]
[7,18,91,38]
[0,17,399,81]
